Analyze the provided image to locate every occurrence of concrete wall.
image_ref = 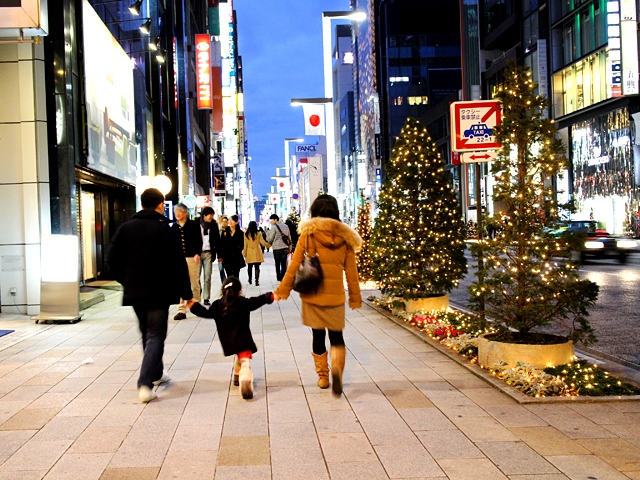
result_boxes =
[0,42,51,315]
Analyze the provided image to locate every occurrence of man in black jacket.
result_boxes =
[171,203,203,320]
[106,188,193,403]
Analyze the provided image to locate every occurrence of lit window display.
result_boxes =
[571,107,638,234]
[552,49,608,117]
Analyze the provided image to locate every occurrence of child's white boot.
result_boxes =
[239,358,253,399]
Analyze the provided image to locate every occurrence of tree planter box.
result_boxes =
[478,333,574,369]
[403,294,449,313]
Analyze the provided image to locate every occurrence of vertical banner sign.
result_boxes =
[211,66,223,132]
[195,34,213,110]
[537,39,548,98]
[212,153,225,196]
[208,0,220,36]
[225,166,234,201]
[173,38,178,109]
[621,0,639,95]
[607,0,622,97]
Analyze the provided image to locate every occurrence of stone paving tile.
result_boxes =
[156,450,216,480]
[437,457,509,479]
[508,426,590,456]
[43,452,113,480]
[576,437,640,471]
[477,441,559,475]
[217,435,270,466]
[416,430,485,460]
[214,465,271,480]
[318,432,377,463]
[99,467,160,480]
[326,461,390,480]
[374,444,445,478]
[270,446,329,479]
[68,426,130,454]
[545,454,630,479]
[0,470,49,480]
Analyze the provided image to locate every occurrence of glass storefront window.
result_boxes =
[571,107,636,234]
[553,48,608,117]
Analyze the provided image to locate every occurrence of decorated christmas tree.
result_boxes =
[469,63,599,344]
[371,117,467,299]
[355,194,374,281]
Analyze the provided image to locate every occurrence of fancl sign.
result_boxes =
[295,144,318,154]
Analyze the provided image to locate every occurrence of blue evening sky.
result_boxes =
[234,0,351,200]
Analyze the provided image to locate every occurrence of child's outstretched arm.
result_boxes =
[247,292,274,312]
[189,301,216,319]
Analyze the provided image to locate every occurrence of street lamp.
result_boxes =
[321,10,367,196]
[105,17,152,35]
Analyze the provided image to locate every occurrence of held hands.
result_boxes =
[273,293,281,302]
[185,299,196,309]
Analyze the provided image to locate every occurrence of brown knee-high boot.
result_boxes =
[330,346,346,395]
[312,351,330,389]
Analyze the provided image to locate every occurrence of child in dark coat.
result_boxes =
[188,276,273,399]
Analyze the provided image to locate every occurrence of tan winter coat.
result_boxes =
[242,233,270,264]
[275,217,362,309]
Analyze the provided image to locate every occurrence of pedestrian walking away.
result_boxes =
[106,188,193,403]
[285,217,299,251]
[218,216,229,282]
[188,276,275,399]
[274,195,362,395]
[219,214,245,279]
[198,206,220,306]
[266,214,291,281]
[242,221,271,286]
[171,203,203,320]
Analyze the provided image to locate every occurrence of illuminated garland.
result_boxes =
[355,195,374,281]
[370,117,467,298]
[469,63,599,344]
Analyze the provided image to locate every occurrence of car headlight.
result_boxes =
[616,240,637,249]
[585,241,604,249]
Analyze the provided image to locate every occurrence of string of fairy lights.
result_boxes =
[468,65,598,344]
[369,117,467,299]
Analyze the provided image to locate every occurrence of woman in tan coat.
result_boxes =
[242,221,270,286]
[274,195,362,395]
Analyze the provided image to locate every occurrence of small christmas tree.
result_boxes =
[355,194,374,281]
[469,63,599,344]
[371,117,467,299]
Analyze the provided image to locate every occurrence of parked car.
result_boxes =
[552,220,637,264]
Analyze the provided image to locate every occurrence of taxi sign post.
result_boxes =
[451,100,502,152]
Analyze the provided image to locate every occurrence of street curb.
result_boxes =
[363,298,640,404]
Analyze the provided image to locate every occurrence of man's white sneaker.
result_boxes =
[139,385,157,403]
[153,371,170,386]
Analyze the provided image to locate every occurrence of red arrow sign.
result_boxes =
[469,153,492,160]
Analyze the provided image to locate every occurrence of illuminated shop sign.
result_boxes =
[607,0,622,97]
[620,0,639,94]
[173,38,178,109]
[195,34,213,109]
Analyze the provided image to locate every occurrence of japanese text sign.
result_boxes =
[451,100,502,152]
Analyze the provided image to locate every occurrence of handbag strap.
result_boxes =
[306,234,317,257]
[274,223,289,242]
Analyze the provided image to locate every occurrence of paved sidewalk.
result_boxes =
[1,258,640,479]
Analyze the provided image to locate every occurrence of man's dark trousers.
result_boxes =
[133,305,168,388]
[273,248,288,281]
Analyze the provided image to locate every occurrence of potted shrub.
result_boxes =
[371,117,467,312]
[470,64,599,369]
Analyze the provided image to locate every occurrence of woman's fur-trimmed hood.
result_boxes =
[298,217,362,252]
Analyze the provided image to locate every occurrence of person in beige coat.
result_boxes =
[242,221,271,286]
[274,195,362,395]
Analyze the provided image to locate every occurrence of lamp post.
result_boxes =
[284,138,304,214]
[321,10,367,197]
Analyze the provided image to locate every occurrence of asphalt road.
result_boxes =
[449,250,640,367]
